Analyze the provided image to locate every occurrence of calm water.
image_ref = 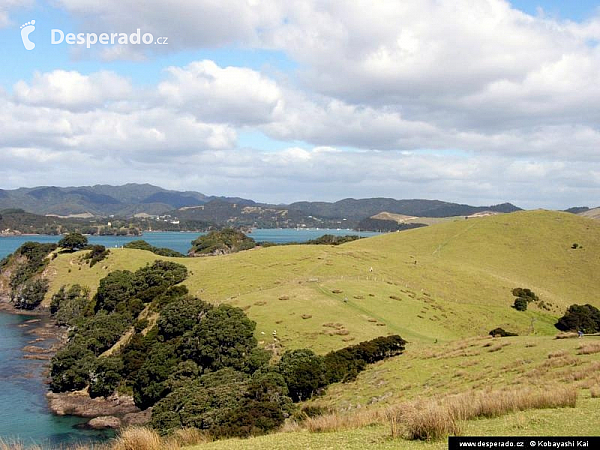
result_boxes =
[0,229,380,447]
[0,228,381,260]
[0,313,113,448]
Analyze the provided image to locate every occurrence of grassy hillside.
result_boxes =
[44,210,600,355]
[579,207,600,220]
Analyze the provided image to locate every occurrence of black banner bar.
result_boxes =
[449,437,598,450]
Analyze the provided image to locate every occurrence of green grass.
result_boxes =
[44,210,600,353]
[37,210,600,448]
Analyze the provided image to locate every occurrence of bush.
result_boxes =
[488,327,518,337]
[124,240,184,257]
[151,369,249,434]
[157,296,212,340]
[83,245,109,267]
[74,313,129,355]
[133,341,180,409]
[179,304,258,373]
[89,357,123,398]
[9,242,57,290]
[50,284,90,326]
[50,339,96,392]
[189,228,256,255]
[94,270,134,313]
[513,297,528,311]
[555,304,600,333]
[277,349,327,402]
[11,278,49,310]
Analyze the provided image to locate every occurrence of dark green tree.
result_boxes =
[555,304,600,333]
[58,233,88,252]
[276,349,327,402]
[179,304,257,372]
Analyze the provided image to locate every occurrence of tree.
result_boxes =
[555,304,600,333]
[89,357,123,398]
[179,304,258,372]
[93,270,134,313]
[58,233,88,252]
[50,338,96,392]
[276,349,327,402]
[158,295,212,340]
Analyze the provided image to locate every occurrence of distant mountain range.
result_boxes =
[0,184,255,217]
[0,183,519,215]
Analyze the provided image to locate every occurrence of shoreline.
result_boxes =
[0,296,146,430]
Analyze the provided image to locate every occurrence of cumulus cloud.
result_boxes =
[13,70,133,111]
[159,60,283,125]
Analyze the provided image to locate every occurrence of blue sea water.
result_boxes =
[0,229,381,447]
[0,313,113,448]
[0,228,381,260]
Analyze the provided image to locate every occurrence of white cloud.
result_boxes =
[13,70,133,111]
[159,60,283,125]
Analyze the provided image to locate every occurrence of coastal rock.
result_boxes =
[122,408,152,426]
[47,391,140,418]
[88,416,121,429]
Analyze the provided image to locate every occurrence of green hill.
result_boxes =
[44,210,600,353]
[13,209,600,447]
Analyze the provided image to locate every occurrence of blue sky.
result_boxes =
[1,1,599,208]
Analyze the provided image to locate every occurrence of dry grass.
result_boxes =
[302,408,384,433]
[110,427,167,450]
[577,342,600,355]
[590,386,600,398]
[0,441,42,450]
[399,402,462,440]
[548,349,568,358]
[555,332,579,339]
[388,386,577,441]
[108,426,209,450]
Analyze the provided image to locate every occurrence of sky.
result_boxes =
[1,1,600,209]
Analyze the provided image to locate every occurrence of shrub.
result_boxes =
[94,270,135,313]
[50,284,90,326]
[189,228,256,256]
[133,341,179,409]
[277,349,327,402]
[83,245,109,267]
[513,297,528,311]
[89,357,123,398]
[158,296,212,340]
[124,240,184,257]
[49,339,96,392]
[555,304,600,333]
[11,278,48,310]
[179,304,258,373]
[488,327,518,337]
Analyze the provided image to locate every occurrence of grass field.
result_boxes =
[34,210,600,448]
[44,210,600,353]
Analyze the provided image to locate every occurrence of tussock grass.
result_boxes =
[578,342,600,355]
[302,408,385,433]
[389,386,577,441]
[0,441,42,450]
[555,333,579,340]
[110,427,166,450]
[590,386,600,398]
